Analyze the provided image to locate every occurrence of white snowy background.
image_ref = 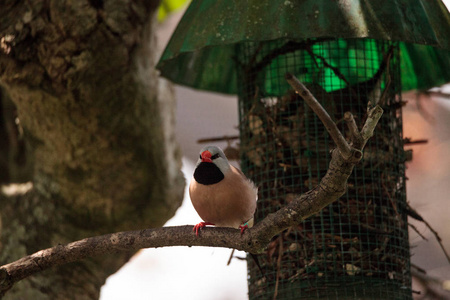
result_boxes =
[100,2,450,299]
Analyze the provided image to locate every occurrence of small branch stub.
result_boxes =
[344,111,363,147]
[361,105,384,148]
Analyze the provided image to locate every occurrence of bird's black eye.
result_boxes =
[211,153,220,160]
[199,154,202,160]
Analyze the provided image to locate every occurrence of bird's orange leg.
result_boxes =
[193,222,215,236]
[239,222,249,235]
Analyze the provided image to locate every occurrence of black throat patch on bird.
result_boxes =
[194,162,224,185]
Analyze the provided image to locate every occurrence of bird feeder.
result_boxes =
[157,1,450,299]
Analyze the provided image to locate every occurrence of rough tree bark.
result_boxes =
[0,1,184,299]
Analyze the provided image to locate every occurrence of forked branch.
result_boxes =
[0,74,383,295]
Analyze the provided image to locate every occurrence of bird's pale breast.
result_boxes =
[189,165,257,228]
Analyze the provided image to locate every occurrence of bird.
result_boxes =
[189,145,258,236]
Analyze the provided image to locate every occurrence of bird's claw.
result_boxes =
[239,222,249,235]
[193,222,214,236]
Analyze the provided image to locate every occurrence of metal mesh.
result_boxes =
[237,38,411,299]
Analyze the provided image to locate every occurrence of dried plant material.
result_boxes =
[249,115,265,136]
[346,264,361,276]
[239,41,409,299]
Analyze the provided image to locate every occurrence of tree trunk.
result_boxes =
[0,1,184,299]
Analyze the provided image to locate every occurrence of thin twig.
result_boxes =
[273,235,283,300]
[375,47,394,107]
[285,73,352,159]
[227,249,235,266]
[306,48,352,87]
[407,205,450,264]
[403,138,428,146]
[197,135,239,144]
[381,174,401,219]
[411,264,450,299]
[246,39,332,75]
[360,105,383,149]
[409,223,428,241]
[344,112,362,146]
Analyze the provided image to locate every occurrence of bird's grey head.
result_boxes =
[196,146,231,174]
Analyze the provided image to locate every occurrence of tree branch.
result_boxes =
[285,73,353,159]
[0,74,383,295]
[344,111,362,146]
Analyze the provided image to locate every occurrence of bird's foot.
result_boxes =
[193,222,215,236]
[239,222,249,235]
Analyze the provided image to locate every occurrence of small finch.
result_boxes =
[189,146,257,236]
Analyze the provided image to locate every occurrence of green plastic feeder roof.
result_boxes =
[157,0,450,94]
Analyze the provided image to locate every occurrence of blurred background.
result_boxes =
[100,2,450,299]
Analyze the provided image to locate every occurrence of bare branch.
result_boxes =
[285,73,352,159]
[344,111,362,146]
[407,204,450,264]
[360,105,384,148]
[0,226,247,294]
[0,76,385,295]
[197,135,239,143]
[408,223,428,241]
[403,138,428,145]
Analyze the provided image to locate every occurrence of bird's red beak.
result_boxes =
[201,150,212,163]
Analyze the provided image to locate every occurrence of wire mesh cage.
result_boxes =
[237,38,411,299]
